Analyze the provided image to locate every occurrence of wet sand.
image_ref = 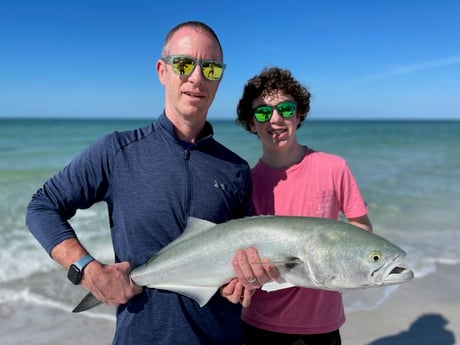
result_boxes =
[2,263,458,345]
[342,263,459,344]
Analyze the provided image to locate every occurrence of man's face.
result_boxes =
[157,27,223,125]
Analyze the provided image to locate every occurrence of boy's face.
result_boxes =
[250,92,301,152]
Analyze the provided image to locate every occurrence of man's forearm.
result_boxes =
[50,237,90,270]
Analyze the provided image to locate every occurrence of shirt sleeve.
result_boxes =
[339,161,369,219]
[25,134,114,255]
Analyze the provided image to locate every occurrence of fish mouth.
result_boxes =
[372,255,414,286]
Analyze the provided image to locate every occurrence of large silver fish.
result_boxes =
[73,216,413,312]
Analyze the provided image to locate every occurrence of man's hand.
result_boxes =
[221,247,279,306]
[51,238,142,306]
[82,261,143,306]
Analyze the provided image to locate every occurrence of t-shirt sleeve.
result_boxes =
[339,161,369,219]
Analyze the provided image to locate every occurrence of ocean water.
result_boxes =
[1,118,459,318]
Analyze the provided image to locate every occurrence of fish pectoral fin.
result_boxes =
[284,256,302,270]
[268,257,303,270]
[261,281,295,292]
[258,257,303,292]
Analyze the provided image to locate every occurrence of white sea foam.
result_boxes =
[0,287,116,321]
[1,119,460,313]
[343,285,400,312]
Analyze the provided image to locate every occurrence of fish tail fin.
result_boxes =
[72,292,102,313]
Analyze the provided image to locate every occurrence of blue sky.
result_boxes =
[1,0,459,120]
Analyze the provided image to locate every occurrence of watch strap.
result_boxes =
[73,254,95,271]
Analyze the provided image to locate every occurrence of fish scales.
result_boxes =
[73,216,413,312]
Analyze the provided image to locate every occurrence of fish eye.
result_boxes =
[369,251,381,262]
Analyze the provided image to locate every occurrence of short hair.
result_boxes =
[162,21,223,58]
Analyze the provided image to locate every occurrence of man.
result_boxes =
[26,21,270,345]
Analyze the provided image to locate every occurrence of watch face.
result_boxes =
[68,264,82,284]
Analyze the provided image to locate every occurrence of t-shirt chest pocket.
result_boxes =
[305,190,339,218]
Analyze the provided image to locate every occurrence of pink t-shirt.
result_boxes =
[242,147,368,334]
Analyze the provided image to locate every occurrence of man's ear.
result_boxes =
[156,59,166,85]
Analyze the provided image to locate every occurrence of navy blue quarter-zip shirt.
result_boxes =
[26,113,253,345]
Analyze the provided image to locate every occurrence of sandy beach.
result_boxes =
[1,263,458,345]
[341,263,459,344]
[0,301,116,345]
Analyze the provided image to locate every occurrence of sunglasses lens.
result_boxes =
[201,61,224,81]
[253,106,273,123]
[277,102,297,118]
[165,56,225,81]
[171,56,195,76]
[253,101,297,123]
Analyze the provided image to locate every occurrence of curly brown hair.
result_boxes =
[236,67,311,133]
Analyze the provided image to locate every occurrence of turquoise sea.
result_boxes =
[1,118,459,318]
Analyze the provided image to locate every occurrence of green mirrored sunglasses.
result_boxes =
[162,55,226,81]
[252,101,298,123]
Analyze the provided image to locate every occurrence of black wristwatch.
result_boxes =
[67,254,95,285]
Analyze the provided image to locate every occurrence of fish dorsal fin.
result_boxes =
[155,217,216,256]
[185,216,216,234]
[170,217,216,245]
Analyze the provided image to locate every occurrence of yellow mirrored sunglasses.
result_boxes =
[162,55,226,81]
